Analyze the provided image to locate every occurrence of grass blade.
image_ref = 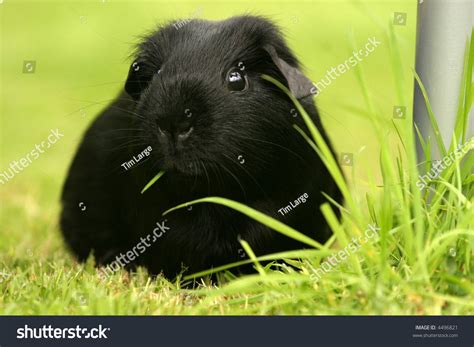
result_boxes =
[141,170,165,194]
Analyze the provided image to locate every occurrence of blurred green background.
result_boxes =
[0,0,417,251]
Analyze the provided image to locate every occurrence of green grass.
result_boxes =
[1,0,472,315]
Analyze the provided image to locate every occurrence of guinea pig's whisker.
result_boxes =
[108,112,145,121]
[104,139,148,153]
[107,106,146,120]
[218,163,248,200]
[86,132,146,143]
[210,162,226,191]
[199,161,211,196]
[63,96,115,106]
[100,127,145,135]
[205,161,224,192]
[315,105,368,147]
[64,97,143,119]
[234,135,305,163]
[101,134,149,145]
[73,100,143,119]
[221,153,269,200]
[190,161,199,190]
[109,139,151,149]
[64,80,128,91]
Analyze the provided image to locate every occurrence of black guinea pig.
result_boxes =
[60,15,343,279]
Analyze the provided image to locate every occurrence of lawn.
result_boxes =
[1,0,473,315]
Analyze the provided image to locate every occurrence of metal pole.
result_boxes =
[414,0,473,162]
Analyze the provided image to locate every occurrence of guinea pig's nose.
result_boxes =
[157,121,193,144]
[177,126,193,141]
[157,124,170,138]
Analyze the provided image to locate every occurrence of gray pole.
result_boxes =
[414,0,473,162]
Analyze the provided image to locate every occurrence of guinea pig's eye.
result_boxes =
[226,68,248,92]
[132,61,141,72]
[125,60,153,100]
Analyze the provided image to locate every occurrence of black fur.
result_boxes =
[60,16,342,279]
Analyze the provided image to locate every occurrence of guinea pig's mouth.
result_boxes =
[164,156,226,181]
[163,158,204,177]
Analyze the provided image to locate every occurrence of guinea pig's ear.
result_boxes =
[124,61,152,100]
[263,45,314,99]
